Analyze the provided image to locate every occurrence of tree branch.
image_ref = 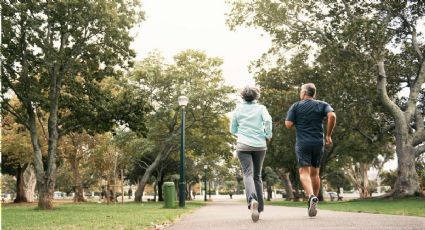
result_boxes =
[58,124,83,137]
[406,61,425,120]
[413,130,425,146]
[376,56,407,128]
[415,107,424,132]
[414,144,425,157]
[400,16,423,61]
[342,0,357,20]
[3,102,30,129]
[36,108,48,142]
[355,128,377,143]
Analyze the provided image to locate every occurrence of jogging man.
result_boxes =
[285,83,336,217]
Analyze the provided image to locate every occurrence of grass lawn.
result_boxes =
[1,201,205,230]
[267,197,425,217]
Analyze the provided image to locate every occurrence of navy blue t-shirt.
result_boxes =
[286,99,334,146]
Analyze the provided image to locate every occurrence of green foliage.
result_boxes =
[323,169,353,192]
[1,111,40,175]
[1,174,17,195]
[262,166,280,187]
[380,170,397,189]
[1,0,149,135]
[1,0,150,207]
[126,50,236,184]
[415,156,425,189]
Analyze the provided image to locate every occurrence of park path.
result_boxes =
[165,198,425,230]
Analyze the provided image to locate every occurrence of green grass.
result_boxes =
[1,201,205,230]
[268,197,425,217]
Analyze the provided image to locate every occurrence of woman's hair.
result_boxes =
[241,86,260,102]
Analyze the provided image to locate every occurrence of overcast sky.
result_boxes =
[130,0,271,89]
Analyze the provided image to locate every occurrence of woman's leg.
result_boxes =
[237,151,256,207]
[252,150,266,212]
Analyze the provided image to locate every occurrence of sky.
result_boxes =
[130,0,271,89]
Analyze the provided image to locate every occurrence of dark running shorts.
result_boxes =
[295,145,324,168]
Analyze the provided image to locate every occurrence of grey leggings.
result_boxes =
[237,150,266,212]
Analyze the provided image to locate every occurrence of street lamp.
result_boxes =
[204,165,208,202]
[209,179,212,199]
[178,96,189,208]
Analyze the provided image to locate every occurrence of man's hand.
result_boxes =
[325,135,332,146]
[325,112,336,146]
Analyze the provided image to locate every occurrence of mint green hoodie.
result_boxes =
[231,101,272,148]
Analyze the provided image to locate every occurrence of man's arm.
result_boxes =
[326,111,336,145]
[285,120,294,129]
[285,103,296,129]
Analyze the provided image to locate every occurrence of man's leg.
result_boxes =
[310,145,323,196]
[299,167,314,197]
[310,167,320,196]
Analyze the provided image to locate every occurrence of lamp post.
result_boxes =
[209,180,212,199]
[204,165,208,201]
[178,96,189,208]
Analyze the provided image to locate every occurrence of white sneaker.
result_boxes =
[250,199,259,222]
[308,195,318,217]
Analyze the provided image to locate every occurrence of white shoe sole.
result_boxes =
[308,199,318,217]
[251,200,259,222]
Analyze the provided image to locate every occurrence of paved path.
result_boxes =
[165,199,425,230]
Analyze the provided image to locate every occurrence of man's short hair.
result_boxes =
[241,86,260,102]
[301,83,316,97]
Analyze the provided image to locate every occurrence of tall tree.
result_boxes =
[1,112,38,203]
[227,0,424,197]
[1,0,148,209]
[58,132,97,202]
[130,50,235,202]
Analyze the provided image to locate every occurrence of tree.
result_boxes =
[1,0,148,209]
[58,132,98,202]
[1,113,37,203]
[262,166,280,201]
[335,132,393,198]
[130,50,235,202]
[1,174,17,198]
[227,0,425,197]
[380,170,397,190]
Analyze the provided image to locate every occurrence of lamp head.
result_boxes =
[178,96,189,107]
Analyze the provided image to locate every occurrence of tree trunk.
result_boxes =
[153,182,157,202]
[23,165,36,202]
[187,184,192,200]
[267,185,272,201]
[377,57,421,197]
[27,105,55,209]
[158,175,164,201]
[134,144,176,202]
[281,172,294,200]
[393,139,420,196]
[362,163,370,198]
[345,163,371,199]
[71,156,85,202]
[14,164,29,203]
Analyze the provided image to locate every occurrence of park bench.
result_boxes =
[329,192,343,201]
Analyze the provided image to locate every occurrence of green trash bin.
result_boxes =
[163,182,176,208]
